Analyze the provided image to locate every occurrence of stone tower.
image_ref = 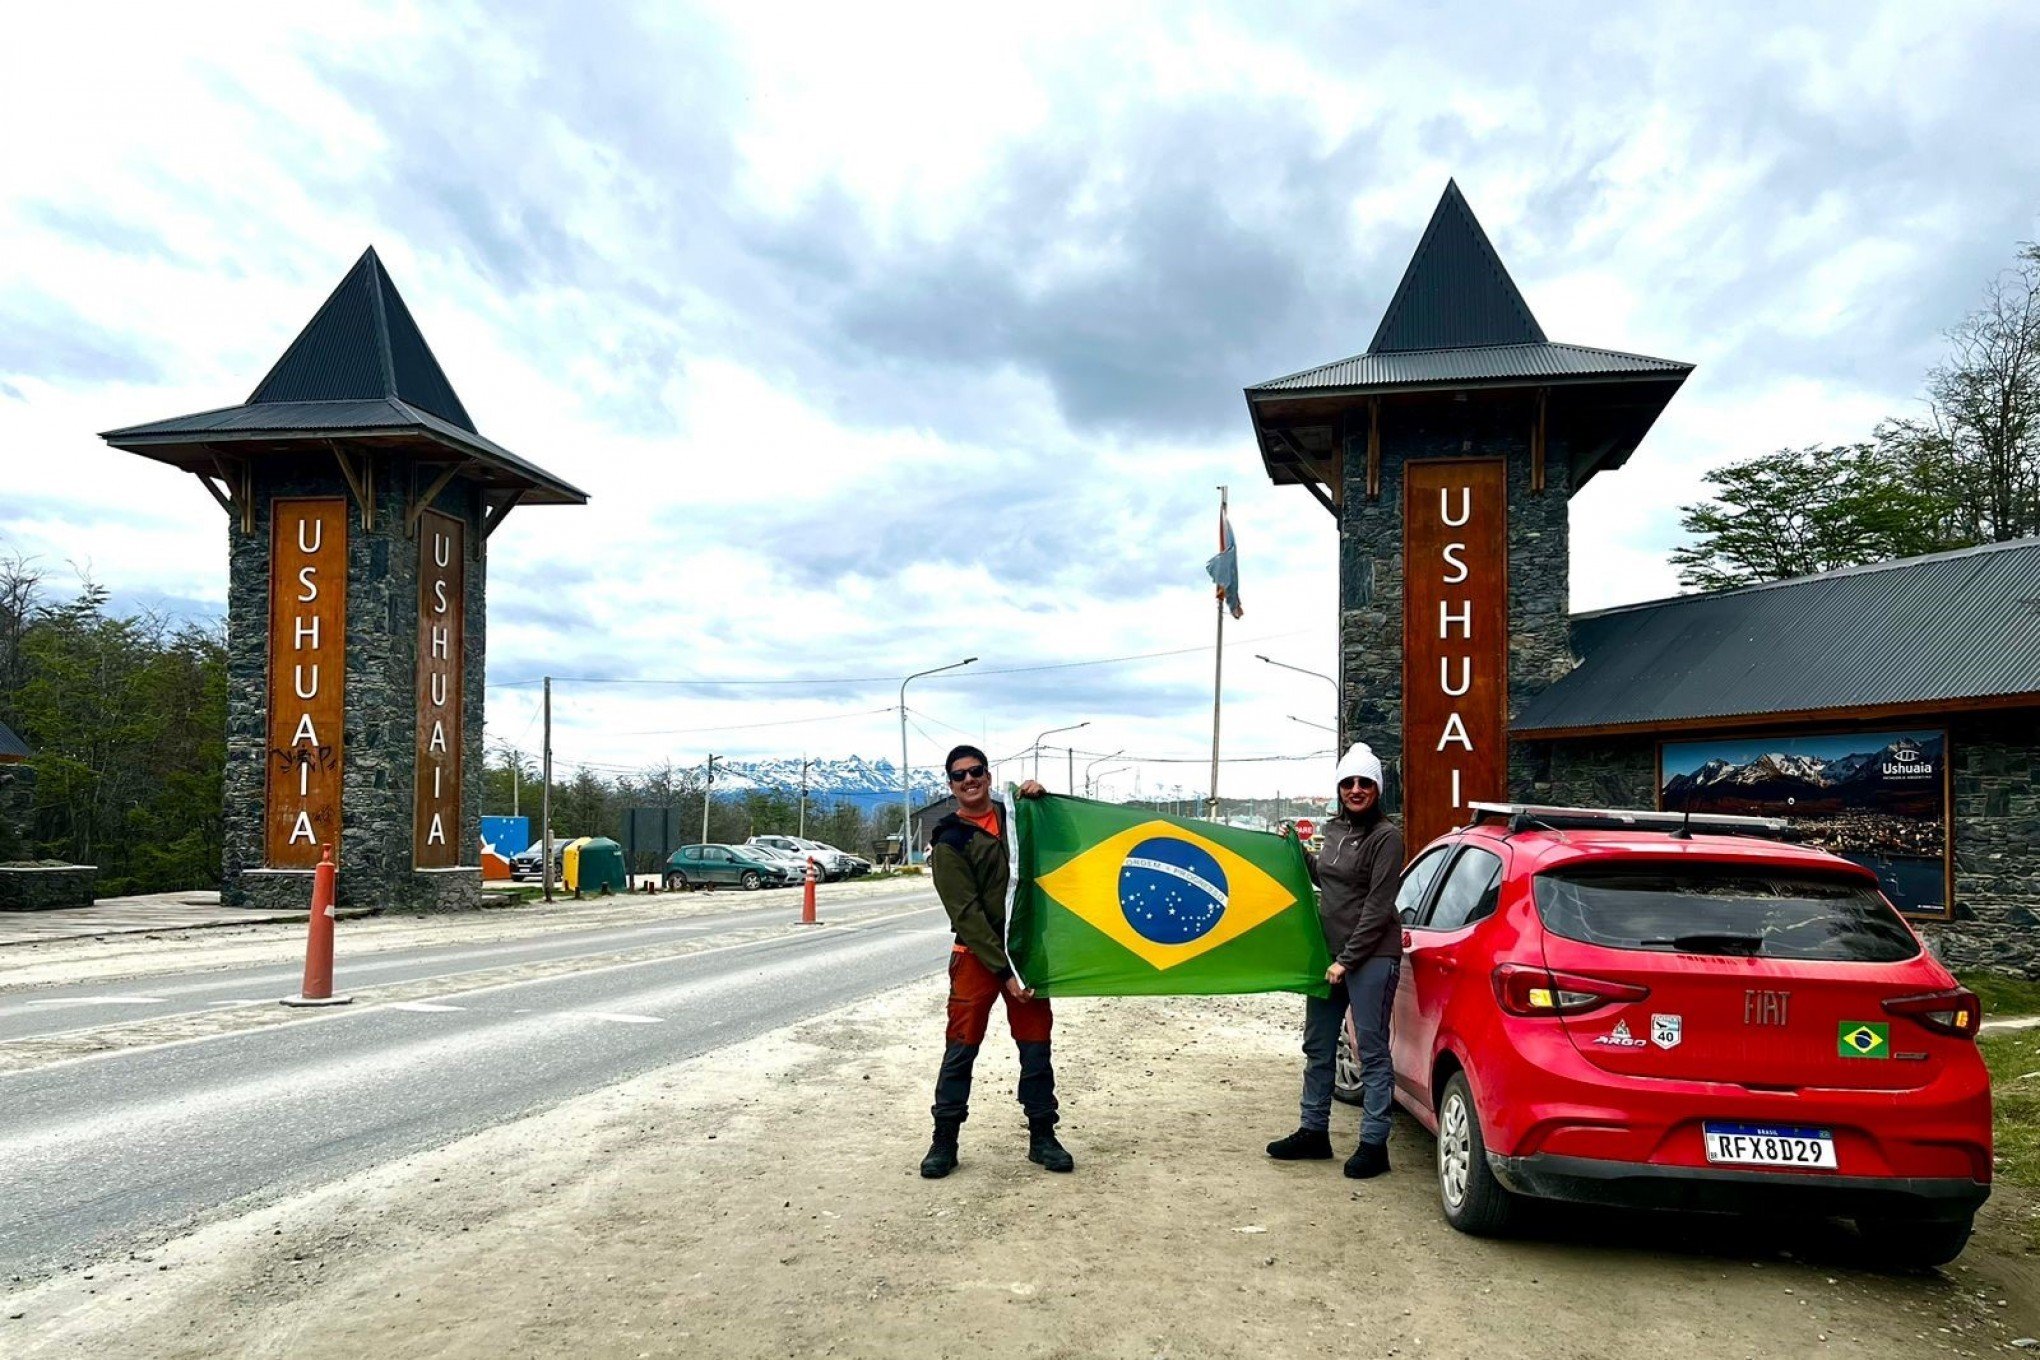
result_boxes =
[1243,182,1691,847]
[102,248,587,910]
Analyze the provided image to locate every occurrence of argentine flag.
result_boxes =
[1205,504,1244,618]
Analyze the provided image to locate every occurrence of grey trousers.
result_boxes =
[1298,955,1401,1144]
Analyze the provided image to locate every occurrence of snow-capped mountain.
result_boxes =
[702,756,950,811]
[1663,737,1944,813]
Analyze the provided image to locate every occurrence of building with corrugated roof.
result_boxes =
[1249,181,2039,972]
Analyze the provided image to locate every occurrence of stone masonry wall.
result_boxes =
[223,454,486,912]
[1538,712,2040,977]
[1338,394,1574,816]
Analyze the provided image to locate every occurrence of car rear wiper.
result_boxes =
[1638,933,1766,956]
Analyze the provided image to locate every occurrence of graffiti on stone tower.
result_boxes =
[266,498,347,865]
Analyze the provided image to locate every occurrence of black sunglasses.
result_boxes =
[1339,776,1376,791]
[947,764,990,782]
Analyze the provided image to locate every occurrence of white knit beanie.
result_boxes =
[1334,742,1384,791]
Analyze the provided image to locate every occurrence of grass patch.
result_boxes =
[1983,1027,2040,1193]
[1959,970,2040,1021]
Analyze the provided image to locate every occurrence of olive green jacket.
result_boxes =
[928,806,1013,977]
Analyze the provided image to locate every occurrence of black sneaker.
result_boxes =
[1343,1140,1390,1179]
[1266,1128,1334,1160]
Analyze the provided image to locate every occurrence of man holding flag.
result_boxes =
[919,747,1069,1180]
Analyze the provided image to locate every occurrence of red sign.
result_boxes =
[1402,460,1507,852]
[1294,818,1317,840]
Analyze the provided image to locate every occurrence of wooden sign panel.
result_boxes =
[414,511,465,867]
[266,498,347,866]
[1402,460,1508,852]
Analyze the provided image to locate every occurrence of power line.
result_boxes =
[483,628,1313,691]
[609,706,896,738]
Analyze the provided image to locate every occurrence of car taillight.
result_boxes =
[1492,963,1649,1017]
[1883,989,1982,1039]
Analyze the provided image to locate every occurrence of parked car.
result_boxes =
[748,835,851,880]
[508,839,567,883]
[664,843,798,891]
[745,843,816,879]
[1386,802,1990,1267]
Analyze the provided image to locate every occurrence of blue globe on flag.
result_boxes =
[1117,837,1230,944]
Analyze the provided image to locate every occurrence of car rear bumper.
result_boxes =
[1488,1151,1990,1222]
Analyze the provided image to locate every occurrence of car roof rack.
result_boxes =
[1464,802,1795,841]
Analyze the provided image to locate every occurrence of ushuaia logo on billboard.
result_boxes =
[1883,743,1932,779]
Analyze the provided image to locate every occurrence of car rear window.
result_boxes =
[1532,864,1920,962]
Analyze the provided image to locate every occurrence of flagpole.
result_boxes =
[1207,485,1226,821]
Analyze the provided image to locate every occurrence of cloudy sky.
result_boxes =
[4,1,2037,801]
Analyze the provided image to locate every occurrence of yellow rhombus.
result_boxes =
[1034,820,1301,971]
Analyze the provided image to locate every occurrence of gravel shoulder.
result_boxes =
[6,982,2036,1358]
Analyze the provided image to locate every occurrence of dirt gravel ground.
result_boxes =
[5,982,2036,1359]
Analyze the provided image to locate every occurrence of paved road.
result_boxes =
[0,887,938,1043]
[0,898,951,1282]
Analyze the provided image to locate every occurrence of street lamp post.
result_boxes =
[1083,748,1125,797]
[1032,721,1090,784]
[1289,714,1335,733]
[1257,654,1340,745]
[900,657,977,866]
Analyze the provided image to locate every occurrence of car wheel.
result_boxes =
[1855,1215,1973,1268]
[1332,1017,1363,1106]
[1437,1071,1514,1236]
[665,872,687,892]
[740,870,761,890]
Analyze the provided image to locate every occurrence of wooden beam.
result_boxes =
[203,446,255,535]
[405,460,473,537]
[1531,387,1548,495]
[483,488,524,540]
[1369,399,1384,497]
[329,441,377,531]
[1295,475,1339,520]
[193,471,235,519]
[1269,427,1342,510]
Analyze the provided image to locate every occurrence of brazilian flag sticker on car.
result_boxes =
[1837,1021,1890,1058]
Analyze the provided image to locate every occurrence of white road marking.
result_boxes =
[205,999,267,1009]
[562,1011,663,1024]
[23,996,165,1007]
[386,1002,466,1013]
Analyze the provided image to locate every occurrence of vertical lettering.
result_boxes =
[434,532,451,568]
[429,673,448,706]
[431,625,449,659]
[430,720,447,753]
[1442,543,1468,583]
[1450,768,1463,809]
[297,566,319,602]
[1440,656,1471,697]
[1437,712,1473,752]
[433,765,442,798]
[291,714,318,746]
[1439,601,1472,640]
[295,616,320,650]
[1440,486,1470,527]
[297,518,322,554]
[289,810,315,844]
[427,813,446,845]
[434,579,449,614]
[298,760,309,796]
[293,664,319,700]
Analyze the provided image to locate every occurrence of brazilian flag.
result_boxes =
[1006,792,1330,998]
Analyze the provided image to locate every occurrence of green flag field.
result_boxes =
[1005,792,1330,998]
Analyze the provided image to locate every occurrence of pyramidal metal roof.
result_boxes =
[0,718,28,761]
[245,247,475,430]
[102,248,586,506]
[1369,180,1545,353]
[1513,538,2040,735]
[1245,181,1691,397]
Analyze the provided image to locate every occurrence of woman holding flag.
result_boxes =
[1266,742,1405,1178]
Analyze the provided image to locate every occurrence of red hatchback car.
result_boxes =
[1389,803,1992,1266]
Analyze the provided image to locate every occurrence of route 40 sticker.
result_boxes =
[1651,1014,1682,1049]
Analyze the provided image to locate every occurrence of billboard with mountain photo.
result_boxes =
[1659,730,1947,915]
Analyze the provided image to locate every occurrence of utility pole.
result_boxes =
[702,754,716,846]
[541,678,553,903]
[900,657,977,867]
[1207,485,1229,820]
[798,755,811,838]
[1067,746,1075,796]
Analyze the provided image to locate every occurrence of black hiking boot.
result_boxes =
[920,1118,962,1179]
[1265,1128,1334,1160]
[1343,1139,1390,1180]
[1027,1117,1074,1173]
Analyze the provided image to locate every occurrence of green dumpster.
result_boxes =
[565,836,627,896]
